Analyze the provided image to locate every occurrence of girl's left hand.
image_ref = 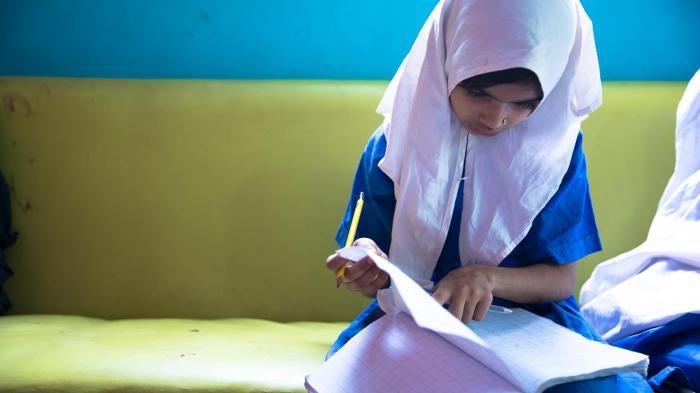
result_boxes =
[431,264,497,323]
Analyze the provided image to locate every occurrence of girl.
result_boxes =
[326,0,650,391]
[580,69,700,392]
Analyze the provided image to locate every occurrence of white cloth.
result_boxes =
[580,69,700,342]
[376,0,602,280]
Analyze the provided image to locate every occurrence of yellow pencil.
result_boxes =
[336,192,364,287]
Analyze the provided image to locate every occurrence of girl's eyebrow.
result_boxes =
[476,88,542,105]
[514,98,542,105]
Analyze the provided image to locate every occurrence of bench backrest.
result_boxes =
[0,78,683,321]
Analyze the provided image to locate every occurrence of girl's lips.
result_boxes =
[469,124,494,135]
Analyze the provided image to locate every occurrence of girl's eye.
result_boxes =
[466,89,488,98]
[516,101,538,111]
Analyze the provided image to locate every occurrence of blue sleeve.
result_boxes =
[502,131,602,267]
[335,129,396,254]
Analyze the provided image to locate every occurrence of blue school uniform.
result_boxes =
[328,130,651,392]
[612,313,700,391]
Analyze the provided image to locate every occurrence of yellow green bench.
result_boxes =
[0,77,684,392]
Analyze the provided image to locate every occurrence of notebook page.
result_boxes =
[469,308,649,393]
[335,247,648,392]
[351,247,522,389]
[306,312,520,393]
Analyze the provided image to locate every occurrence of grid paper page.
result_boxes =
[358,247,521,387]
[469,308,649,393]
[306,312,519,393]
[325,247,648,393]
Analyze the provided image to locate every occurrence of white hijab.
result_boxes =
[377,0,602,280]
[580,70,700,341]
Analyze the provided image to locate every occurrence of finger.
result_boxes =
[325,253,350,272]
[347,265,383,290]
[353,237,377,251]
[353,238,388,259]
[345,266,381,293]
[366,270,390,294]
[342,257,375,281]
[441,289,464,322]
[473,296,492,321]
[462,297,478,323]
[376,271,390,288]
[431,286,450,306]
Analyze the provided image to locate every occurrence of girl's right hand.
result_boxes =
[325,238,390,298]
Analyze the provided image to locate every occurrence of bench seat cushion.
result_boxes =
[0,315,344,392]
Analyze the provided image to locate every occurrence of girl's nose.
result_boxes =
[480,103,508,129]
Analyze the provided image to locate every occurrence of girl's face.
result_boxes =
[449,83,542,137]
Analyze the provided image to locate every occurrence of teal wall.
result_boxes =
[1,0,698,80]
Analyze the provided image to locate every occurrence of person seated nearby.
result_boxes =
[580,69,700,392]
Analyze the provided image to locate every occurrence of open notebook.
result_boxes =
[306,247,648,393]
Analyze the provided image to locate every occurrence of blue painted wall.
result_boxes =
[1,0,698,80]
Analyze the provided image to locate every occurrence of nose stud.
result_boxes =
[501,118,507,126]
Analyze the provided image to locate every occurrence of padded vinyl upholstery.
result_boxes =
[0,78,684,392]
[0,315,344,392]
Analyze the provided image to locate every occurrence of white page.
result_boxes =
[337,246,521,389]
[470,308,649,392]
[306,312,520,393]
[336,246,649,393]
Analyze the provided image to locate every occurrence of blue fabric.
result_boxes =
[333,131,603,340]
[612,312,700,391]
[328,130,650,392]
